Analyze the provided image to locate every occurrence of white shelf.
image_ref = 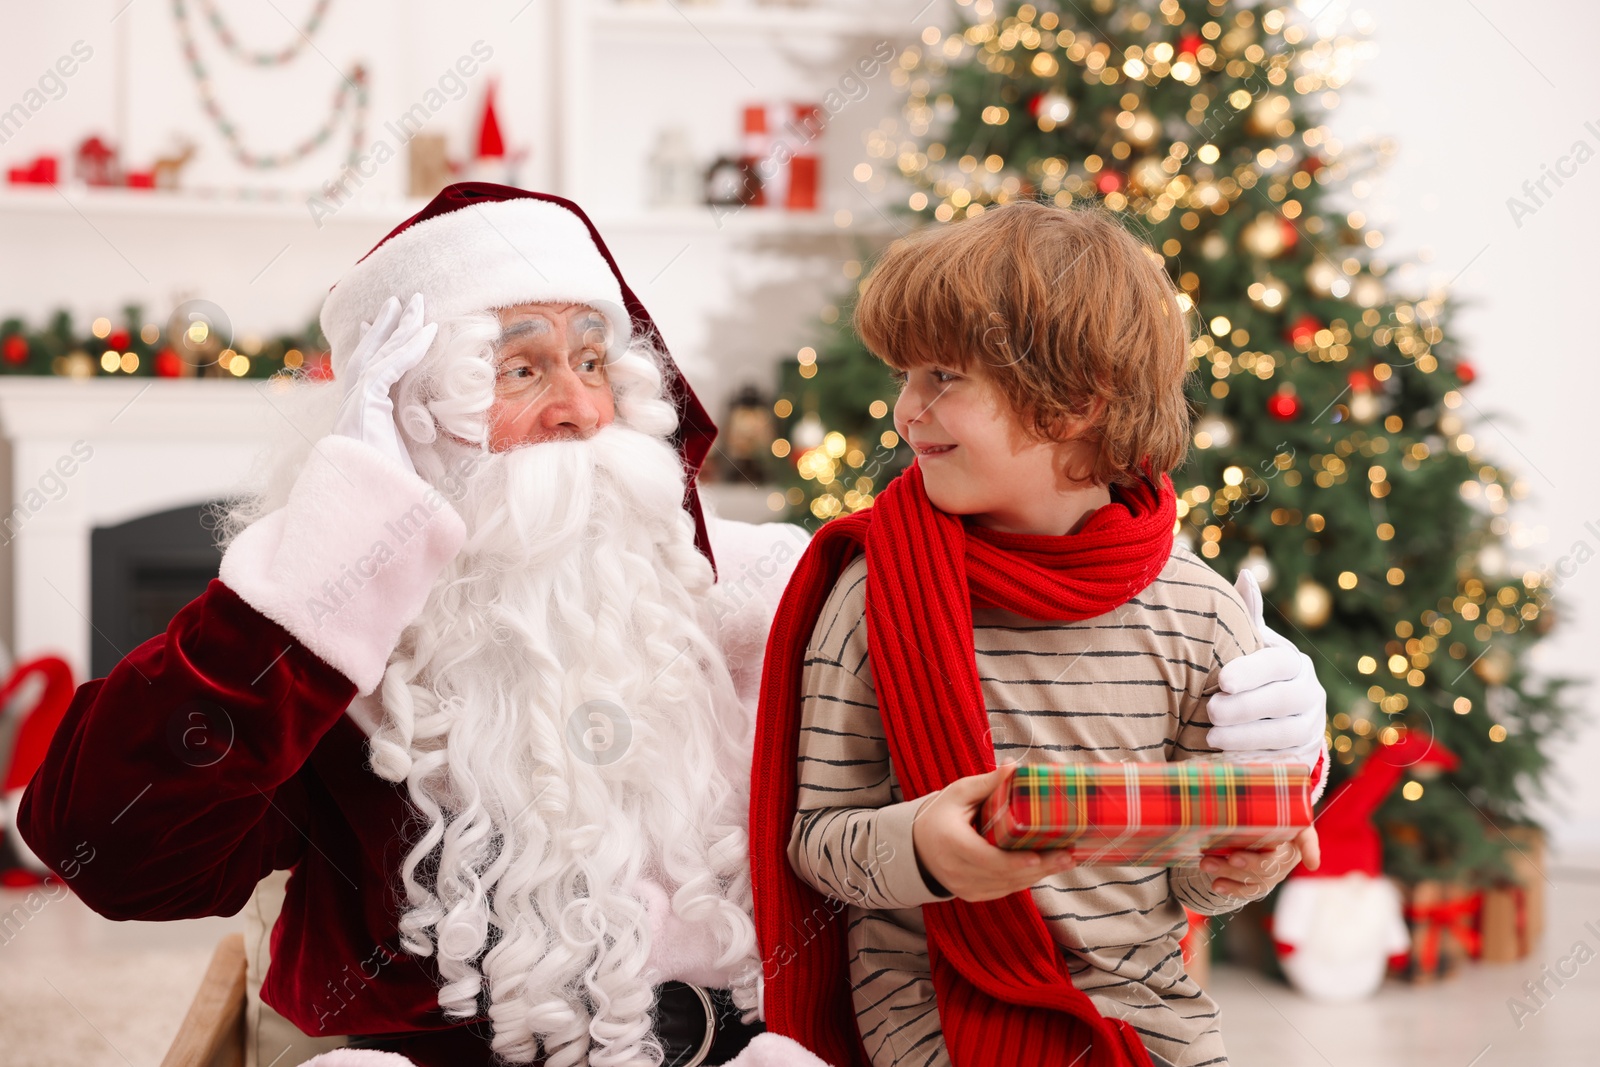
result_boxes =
[591,2,911,37]
[0,185,429,225]
[0,186,904,239]
[593,205,903,236]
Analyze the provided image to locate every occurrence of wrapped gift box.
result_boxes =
[976,761,1312,866]
[1478,825,1546,963]
[1396,880,1480,982]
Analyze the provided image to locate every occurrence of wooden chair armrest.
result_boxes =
[160,932,248,1067]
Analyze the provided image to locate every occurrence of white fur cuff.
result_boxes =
[297,1052,416,1067]
[723,1033,835,1067]
[1309,736,1331,804]
[219,435,466,695]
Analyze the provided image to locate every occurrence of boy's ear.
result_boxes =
[1055,439,1100,484]
[1047,399,1107,485]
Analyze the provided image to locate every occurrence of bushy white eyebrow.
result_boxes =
[498,318,553,345]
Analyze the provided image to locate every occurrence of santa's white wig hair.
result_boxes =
[220,310,759,1065]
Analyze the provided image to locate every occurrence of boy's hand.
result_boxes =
[1200,826,1320,897]
[911,767,1078,903]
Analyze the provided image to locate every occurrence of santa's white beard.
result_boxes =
[369,423,759,1067]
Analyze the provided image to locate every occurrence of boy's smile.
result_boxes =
[892,363,1108,537]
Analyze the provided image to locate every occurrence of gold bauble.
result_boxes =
[61,351,95,379]
[1249,93,1291,136]
[1243,212,1288,258]
[1349,390,1382,423]
[1132,157,1169,195]
[1292,576,1333,628]
[1472,645,1513,686]
[1307,258,1344,297]
[1353,275,1386,308]
[1127,109,1160,147]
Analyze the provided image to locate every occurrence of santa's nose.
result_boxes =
[530,366,607,440]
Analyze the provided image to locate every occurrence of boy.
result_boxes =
[749,202,1324,1067]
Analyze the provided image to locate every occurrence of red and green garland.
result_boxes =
[0,306,331,381]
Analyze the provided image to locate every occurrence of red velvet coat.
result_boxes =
[19,578,462,1039]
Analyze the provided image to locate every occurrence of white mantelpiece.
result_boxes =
[0,378,299,679]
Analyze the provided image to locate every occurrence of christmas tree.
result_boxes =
[763,0,1576,886]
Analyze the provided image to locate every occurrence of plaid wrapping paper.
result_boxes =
[976,761,1312,866]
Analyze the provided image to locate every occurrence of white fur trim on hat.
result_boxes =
[320,197,628,380]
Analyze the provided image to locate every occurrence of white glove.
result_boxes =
[331,292,438,475]
[1207,569,1328,770]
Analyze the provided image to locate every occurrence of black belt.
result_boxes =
[653,981,765,1067]
[345,983,763,1066]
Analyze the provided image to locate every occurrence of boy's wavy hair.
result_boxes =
[854,199,1195,486]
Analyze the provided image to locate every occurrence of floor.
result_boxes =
[2,870,1597,1066]
[1210,866,1600,1066]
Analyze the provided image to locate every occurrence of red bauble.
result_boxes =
[1287,313,1322,346]
[1279,217,1299,252]
[1096,169,1124,194]
[107,329,131,351]
[1299,154,1324,176]
[2,335,27,365]
[1456,360,1477,384]
[154,348,184,378]
[1348,368,1376,393]
[1179,32,1203,56]
[1027,92,1044,117]
[1267,390,1302,421]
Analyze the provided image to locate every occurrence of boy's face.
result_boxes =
[893,363,1099,534]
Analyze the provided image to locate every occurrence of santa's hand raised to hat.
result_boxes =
[331,293,438,475]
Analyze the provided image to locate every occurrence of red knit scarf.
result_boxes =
[750,461,1177,1067]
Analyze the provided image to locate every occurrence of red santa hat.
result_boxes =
[319,182,721,572]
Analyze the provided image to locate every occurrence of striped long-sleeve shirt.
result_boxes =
[786,543,1268,1067]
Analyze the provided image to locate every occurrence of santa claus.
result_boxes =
[17,184,1327,1066]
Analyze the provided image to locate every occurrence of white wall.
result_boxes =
[1320,0,1600,860]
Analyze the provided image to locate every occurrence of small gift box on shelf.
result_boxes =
[1396,880,1481,982]
[975,761,1312,866]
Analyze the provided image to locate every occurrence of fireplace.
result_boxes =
[89,502,223,679]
